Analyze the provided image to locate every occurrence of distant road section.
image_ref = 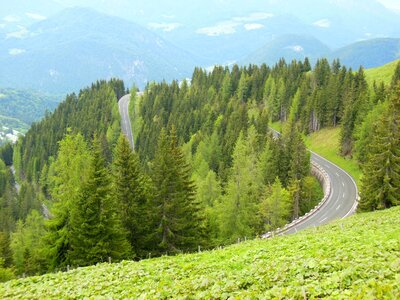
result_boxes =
[118,94,134,149]
[265,129,358,237]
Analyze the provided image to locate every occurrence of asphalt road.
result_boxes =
[269,129,358,236]
[118,94,134,149]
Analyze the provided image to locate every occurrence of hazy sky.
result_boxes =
[377,0,400,11]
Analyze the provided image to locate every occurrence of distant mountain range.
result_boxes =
[0,7,199,93]
[0,4,399,94]
[243,36,400,69]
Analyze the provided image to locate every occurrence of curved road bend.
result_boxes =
[283,152,358,234]
[117,99,358,235]
[118,94,134,149]
[270,128,358,235]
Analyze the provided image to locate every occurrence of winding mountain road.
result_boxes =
[281,151,358,234]
[268,129,358,236]
[118,94,134,149]
[118,94,358,236]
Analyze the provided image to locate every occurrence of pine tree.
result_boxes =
[359,83,400,211]
[112,134,147,256]
[68,136,130,266]
[287,122,310,219]
[0,232,12,267]
[10,210,47,275]
[44,132,92,270]
[258,134,278,185]
[150,128,204,253]
[259,177,291,231]
[218,128,264,243]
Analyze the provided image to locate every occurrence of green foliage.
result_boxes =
[149,128,205,253]
[112,135,148,256]
[10,210,47,275]
[0,232,12,268]
[11,59,389,276]
[44,133,92,269]
[14,79,122,181]
[303,127,362,185]
[68,136,131,266]
[365,59,400,86]
[359,83,400,211]
[260,177,291,231]
[1,207,399,298]
[300,176,324,215]
[0,88,60,134]
[0,258,14,283]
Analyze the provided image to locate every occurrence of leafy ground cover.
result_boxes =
[1,207,399,299]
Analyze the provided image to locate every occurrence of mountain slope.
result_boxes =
[0,7,199,93]
[331,38,400,69]
[1,207,399,298]
[242,34,330,65]
[0,88,59,126]
[365,59,400,85]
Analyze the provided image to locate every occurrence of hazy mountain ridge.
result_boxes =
[0,7,199,93]
[243,36,400,70]
[0,2,399,93]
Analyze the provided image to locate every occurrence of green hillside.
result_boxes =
[303,128,361,185]
[365,59,400,86]
[1,207,399,299]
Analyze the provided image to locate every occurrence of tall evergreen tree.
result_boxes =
[149,128,204,253]
[11,210,47,275]
[259,177,291,231]
[68,136,130,266]
[286,122,310,219]
[359,83,400,211]
[218,128,264,243]
[44,132,92,270]
[112,134,148,256]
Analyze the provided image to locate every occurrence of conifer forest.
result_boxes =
[0,58,399,280]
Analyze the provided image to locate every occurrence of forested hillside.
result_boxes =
[0,88,60,146]
[0,58,399,281]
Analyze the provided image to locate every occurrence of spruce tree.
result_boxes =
[0,232,12,267]
[150,128,204,253]
[359,83,400,211]
[68,136,130,266]
[112,134,148,256]
[218,128,264,243]
[287,122,310,219]
[44,132,92,270]
[259,177,291,231]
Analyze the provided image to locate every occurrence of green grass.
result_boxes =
[365,59,399,86]
[269,121,283,132]
[271,123,361,185]
[303,127,361,185]
[1,207,399,299]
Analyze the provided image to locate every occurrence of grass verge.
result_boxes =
[303,127,361,185]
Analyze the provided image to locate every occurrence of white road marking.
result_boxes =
[335,172,340,177]
[342,182,345,187]
[319,217,328,223]
[336,204,341,210]
[342,192,345,198]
